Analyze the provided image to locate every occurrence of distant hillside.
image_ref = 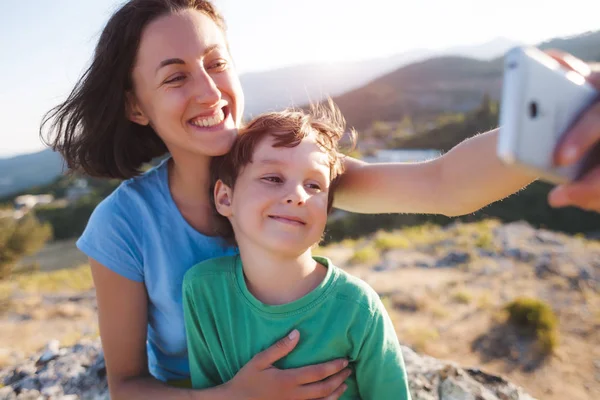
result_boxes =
[394,97,500,152]
[537,30,600,60]
[0,149,64,197]
[240,37,520,117]
[331,30,600,131]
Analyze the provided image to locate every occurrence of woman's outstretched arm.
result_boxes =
[335,128,534,217]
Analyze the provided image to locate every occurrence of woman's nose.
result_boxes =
[193,68,221,105]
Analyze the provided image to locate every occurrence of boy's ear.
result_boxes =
[214,180,233,217]
[125,92,150,126]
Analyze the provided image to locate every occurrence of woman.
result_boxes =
[41,0,600,399]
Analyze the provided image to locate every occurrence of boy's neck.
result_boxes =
[238,246,327,306]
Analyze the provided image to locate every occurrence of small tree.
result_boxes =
[0,214,52,279]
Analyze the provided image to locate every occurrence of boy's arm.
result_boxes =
[335,129,536,217]
[355,303,412,400]
[182,282,223,389]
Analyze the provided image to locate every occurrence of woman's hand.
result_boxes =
[547,51,600,212]
[225,330,351,400]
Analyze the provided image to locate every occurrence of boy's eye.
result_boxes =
[262,176,282,183]
[306,183,321,191]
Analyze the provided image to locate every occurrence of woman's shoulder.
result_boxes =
[96,158,170,216]
[75,160,170,281]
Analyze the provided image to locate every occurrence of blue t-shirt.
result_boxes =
[76,158,237,381]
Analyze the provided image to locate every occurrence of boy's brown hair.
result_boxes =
[210,99,356,243]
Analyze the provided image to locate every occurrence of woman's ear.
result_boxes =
[125,92,150,126]
[214,180,233,217]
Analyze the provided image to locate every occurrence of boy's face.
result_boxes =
[215,132,331,257]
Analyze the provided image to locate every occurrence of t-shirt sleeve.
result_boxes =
[182,279,223,389]
[76,190,144,282]
[354,299,412,400]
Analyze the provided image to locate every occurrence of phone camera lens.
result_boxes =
[529,101,538,118]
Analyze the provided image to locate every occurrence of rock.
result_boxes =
[401,346,536,400]
[36,340,60,367]
[503,248,536,263]
[0,386,16,400]
[436,251,471,268]
[378,250,437,270]
[1,339,108,400]
[534,256,558,279]
[13,389,42,400]
[40,385,61,397]
[0,340,536,400]
[533,231,564,246]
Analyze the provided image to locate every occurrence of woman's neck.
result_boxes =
[238,246,327,305]
[168,152,215,235]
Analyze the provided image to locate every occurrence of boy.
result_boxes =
[182,101,412,399]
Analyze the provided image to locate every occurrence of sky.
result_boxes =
[1,0,598,157]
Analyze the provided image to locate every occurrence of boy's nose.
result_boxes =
[284,186,308,205]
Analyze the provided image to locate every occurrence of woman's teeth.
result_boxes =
[190,109,225,127]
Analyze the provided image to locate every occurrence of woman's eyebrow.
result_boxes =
[156,58,185,73]
[155,45,223,73]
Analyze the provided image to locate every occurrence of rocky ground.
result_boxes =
[0,339,536,400]
[1,220,598,399]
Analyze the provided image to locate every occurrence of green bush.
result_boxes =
[0,215,52,280]
[452,290,473,304]
[373,232,411,251]
[349,246,380,265]
[505,297,559,354]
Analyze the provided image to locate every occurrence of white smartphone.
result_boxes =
[497,46,599,185]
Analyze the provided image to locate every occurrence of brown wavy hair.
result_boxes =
[40,0,226,179]
[210,99,356,243]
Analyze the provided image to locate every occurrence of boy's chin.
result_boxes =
[265,242,313,259]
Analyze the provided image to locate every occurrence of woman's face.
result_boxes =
[129,9,244,159]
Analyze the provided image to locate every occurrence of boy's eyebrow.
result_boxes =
[257,158,331,174]
[155,44,222,73]
[258,158,286,166]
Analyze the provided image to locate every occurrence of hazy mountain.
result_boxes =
[240,37,521,117]
[0,149,64,198]
[331,30,600,131]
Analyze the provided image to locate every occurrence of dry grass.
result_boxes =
[452,289,474,304]
[373,232,411,251]
[349,246,380,265]
[477,292,495,310]
[5,264,93,293]
[402,325,440,352]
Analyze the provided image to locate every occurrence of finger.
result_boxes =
[296,368,351,399]
[549,166,600,211]
[319,383,348,400]
[288,359,349,385]
[587,68,600,88]
[544,50,600,89]
[251,330,300,370]
[555,101,600,166]
[544,49,592,77]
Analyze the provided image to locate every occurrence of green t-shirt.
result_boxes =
[182,255,411,400]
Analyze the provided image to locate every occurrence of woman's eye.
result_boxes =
[208,60,228,71]
[164,75,185,84]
